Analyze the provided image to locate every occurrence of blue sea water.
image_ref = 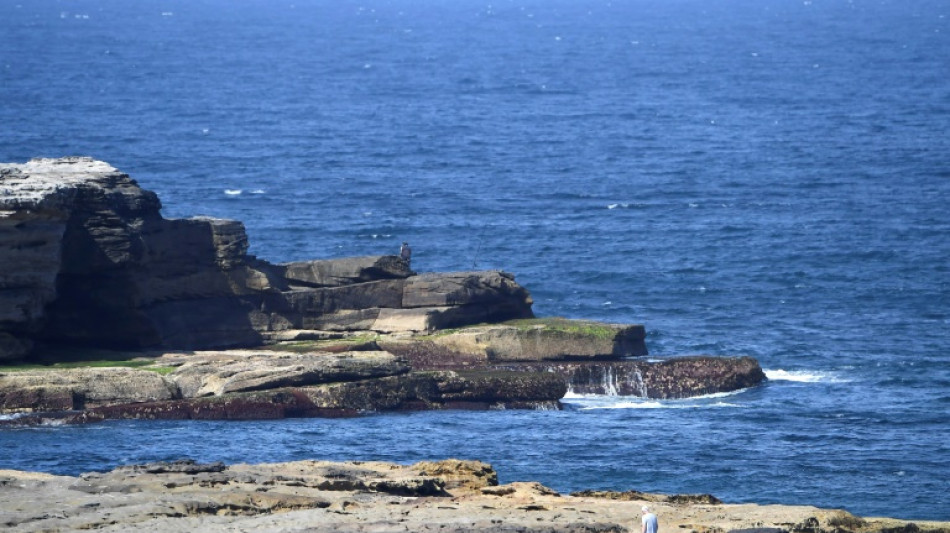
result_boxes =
[2,0,949,521]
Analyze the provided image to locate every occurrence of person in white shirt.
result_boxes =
[641,505,659,533]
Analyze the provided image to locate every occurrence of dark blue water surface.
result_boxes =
[2,0,949,521]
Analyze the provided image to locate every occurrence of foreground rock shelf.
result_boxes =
[1,459,945,533]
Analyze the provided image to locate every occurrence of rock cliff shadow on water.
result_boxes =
[0,157,766,422]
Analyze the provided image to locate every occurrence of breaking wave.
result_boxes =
[765,369,851,383]
[563,389,748,410]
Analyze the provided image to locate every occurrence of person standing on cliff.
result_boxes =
[641,506,659,533]
[399,241,412,267]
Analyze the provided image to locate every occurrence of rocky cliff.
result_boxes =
[0,157,766,419]
[0,157,533,362]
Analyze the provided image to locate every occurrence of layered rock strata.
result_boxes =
[1,459,945,533]
[497,356,767,399]
[0,350,567,420]
[0,157,533,362]
[0,157,767,420]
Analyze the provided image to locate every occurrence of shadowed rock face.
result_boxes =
[0,158,534,361]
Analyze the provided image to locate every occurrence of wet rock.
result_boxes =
[432,370,568,404]
[118,460,227,475]
[500,356,766,399]
[572,489,722,505]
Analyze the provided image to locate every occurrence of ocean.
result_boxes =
[1,0,948,521]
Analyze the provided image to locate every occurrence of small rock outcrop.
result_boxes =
[380,320,647,366]
[498,356,767,399]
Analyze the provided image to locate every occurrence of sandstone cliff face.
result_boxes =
[0,158,534,361]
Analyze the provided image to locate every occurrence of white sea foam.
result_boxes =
[764,369,850,383]
[224,189,242,195]
[564,389,748,410]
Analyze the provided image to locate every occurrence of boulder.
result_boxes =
[413,459,499,491]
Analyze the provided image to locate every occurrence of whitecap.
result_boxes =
[764,369,849,383]
[565,389,749,410]
[580,400,665,410]
[224,189,242,195]
[607,203,619,209]
[250,189,266,194]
